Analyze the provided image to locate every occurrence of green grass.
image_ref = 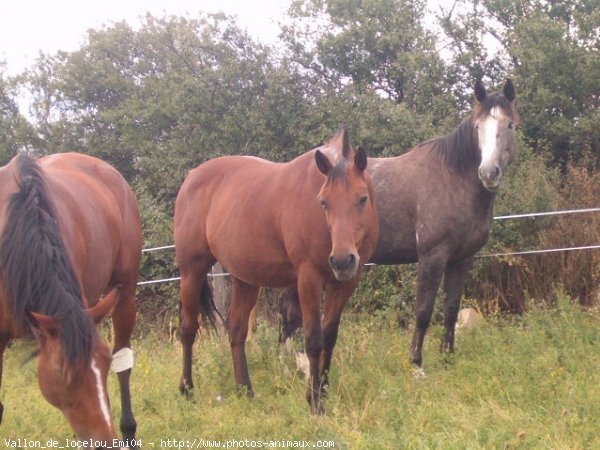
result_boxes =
[2,297,600,449]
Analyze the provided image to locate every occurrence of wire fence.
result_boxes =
[137,206,600,286]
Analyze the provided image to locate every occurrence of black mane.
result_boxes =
[429,116,480,174]
[0,154,95,365]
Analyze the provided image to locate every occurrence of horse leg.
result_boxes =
[110,285,137,443]
[411,256,446,368]
[0,334,10,424]
[179,271,205,395]
[441,257,474,353]
[319,279,359,395]
[297,268,324,414]
[246,303,258,342]
[226,278,259,397]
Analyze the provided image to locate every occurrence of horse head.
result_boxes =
[474,79,519,192]
[28,288,121,441]
[314,127,378,281]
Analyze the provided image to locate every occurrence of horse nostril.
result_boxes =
[329,253,357,271]
[479,165,501,181]
[347,254,356,266]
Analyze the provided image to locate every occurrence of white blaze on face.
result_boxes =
[478,106,503,169]
[91,357,112,428]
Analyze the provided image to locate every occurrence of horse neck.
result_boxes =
[476,182,497,222]
[432,120,497,220]
[461,148,497,221]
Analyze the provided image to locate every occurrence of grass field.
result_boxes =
[2,296,600,449]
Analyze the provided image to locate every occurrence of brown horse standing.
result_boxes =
[175,127,379,413]
[0,153,141,442]
[280,80,519,369]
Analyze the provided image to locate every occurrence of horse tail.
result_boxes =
[278,286,303,343]
[198,281,223,330]
[0,153,94,364]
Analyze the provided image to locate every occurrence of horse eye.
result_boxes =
[508,122,514,129]
[358,196,368,207]
[319,199,328,209]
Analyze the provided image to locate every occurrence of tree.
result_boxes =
[280,0,458,155]
[0,64,36,163]
[23,14,318,204]
[440,0,600,168]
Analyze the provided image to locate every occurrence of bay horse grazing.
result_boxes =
[175,127,379,413]
[0,153,141,443]
[280,80,519,370]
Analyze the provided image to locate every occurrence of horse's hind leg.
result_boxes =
[226,278,260,397]
[441,257,474,353]
[110,283,137,443]
[179,268,207,395]
[411,255,446,368]
[0,334,10,424]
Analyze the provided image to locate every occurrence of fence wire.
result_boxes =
[137,206,600,286]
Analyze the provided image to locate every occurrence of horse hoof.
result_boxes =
[235,385,254,399]
[440,339,455,354]
[310,401,325,415]
[413,367,426,379]
[306,390,325,415]
[120,420,137,448]
[179,381,194,398]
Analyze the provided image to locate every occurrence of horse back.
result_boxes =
[369,146,493,264]
[39,153,142,304]
[175,153,331,287]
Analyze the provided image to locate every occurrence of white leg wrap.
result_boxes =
[111,347,135,373]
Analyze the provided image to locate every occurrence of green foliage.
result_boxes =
[0,0,597,314]
[5,304,600,447]
[0,64,37,163]
[441,0,600,167]
[134,179,179,330]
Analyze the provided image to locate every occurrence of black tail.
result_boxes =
[278,286,303,343]
[199,282,224,330]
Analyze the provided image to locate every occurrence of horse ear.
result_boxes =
[354,147,368,172]
[315,150,333,176]
[86,286,120,324]
[474,79,487,102]
[29,311,61,341]
[503,79,515,102]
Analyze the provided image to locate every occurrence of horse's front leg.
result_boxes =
[411,254,446,368]
[0,334,11,424]
[110,284,138,444]
[441,257,473,354]
[297,267,325,414]
[226,278,259,397]
[319,277,360,395]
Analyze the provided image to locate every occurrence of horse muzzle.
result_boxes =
[329,253,359,281]
[478,164,502,192]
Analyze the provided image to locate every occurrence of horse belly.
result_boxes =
[208,220,295,288]
[226,258,296,288]
[370,225,418,265]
